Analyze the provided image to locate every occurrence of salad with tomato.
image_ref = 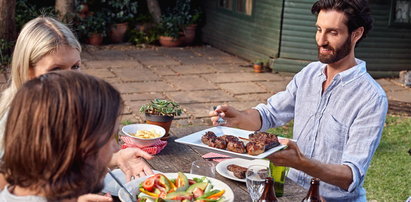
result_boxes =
[137,172,225,202]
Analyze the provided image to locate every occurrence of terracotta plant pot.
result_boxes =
[183,24,197,45]
[144,113,174,140]
[253,63,263,73]
[159,36,184,47]
[110,22,128,43]
[88,33,103,46]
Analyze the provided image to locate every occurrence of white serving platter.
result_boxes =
[175,126,287,159]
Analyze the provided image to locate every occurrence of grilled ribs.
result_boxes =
[201,130,281,156]
[246,141,266,156]
[226,140,246,153]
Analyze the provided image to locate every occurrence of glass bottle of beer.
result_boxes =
[269,162,286,197]
[258,177,278,202]
[301,178,322,202]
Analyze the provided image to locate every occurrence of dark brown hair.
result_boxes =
[311,0,373,44]
[1,70,123,200]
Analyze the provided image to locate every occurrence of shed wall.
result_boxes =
[273,0,411,77]
[201,0,283,61]
[201,0,411,77]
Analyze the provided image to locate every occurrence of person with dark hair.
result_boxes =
[0,17,154,200]
[210,0,387,200]
[0,71,125,201]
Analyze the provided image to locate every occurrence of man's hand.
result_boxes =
[267,138,353,190]
[110,148,154,182]
[267,138,304,168]
[209,105,239,127]
[209,105,261,131]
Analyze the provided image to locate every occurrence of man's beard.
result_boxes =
[318,35,352,64]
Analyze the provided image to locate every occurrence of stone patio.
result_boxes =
[1,44,410,128]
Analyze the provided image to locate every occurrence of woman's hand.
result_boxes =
[77,193,112,202]
[110,148,154,182]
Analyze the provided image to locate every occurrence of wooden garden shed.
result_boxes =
[201,0,411,78]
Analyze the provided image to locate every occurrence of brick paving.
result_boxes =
[80,45,297,127]
[1,44,410,128]
[83,45,411,125]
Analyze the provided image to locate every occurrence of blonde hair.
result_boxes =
[0,17,81,118]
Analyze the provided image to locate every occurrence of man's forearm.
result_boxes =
[297,157,353,190]
[238,109,262,131]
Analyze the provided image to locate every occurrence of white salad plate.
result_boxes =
[118,172,234,202]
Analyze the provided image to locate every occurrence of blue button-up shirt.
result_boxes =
[255,59,388,201]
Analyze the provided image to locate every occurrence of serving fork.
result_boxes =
[107,168,135,201]
[213,106,227,125]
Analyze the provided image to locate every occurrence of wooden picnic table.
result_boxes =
[143,125,307,202]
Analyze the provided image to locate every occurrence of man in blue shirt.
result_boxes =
[210,0,387,201]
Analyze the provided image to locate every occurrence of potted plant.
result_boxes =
[253,59,265,73]
[175,0,203,45]
[76,12,107,46]
[182,9,202,45]
[106,0,138,43]
[158,13,184,47]
[139,99,183,140]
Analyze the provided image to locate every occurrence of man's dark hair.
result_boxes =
[311,0,373,44]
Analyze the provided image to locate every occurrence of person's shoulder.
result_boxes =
[357,73,387,100]
[0,186,48,202]
[0,186,10,201]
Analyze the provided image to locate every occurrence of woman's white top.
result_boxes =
[0,185,47,202]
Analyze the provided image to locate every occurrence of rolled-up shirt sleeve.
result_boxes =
[342,94,388,192]
[254,74,299,131]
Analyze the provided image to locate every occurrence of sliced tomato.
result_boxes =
[188,179,197,185]
[142,176,156,191]
[192,187,204,199]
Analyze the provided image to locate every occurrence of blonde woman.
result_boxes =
[0,17,153,198]
[0,17,83,142]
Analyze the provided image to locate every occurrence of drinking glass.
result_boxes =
[246,165,270,202]
[190,160,216,178]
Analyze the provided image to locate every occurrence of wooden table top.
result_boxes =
[140,126,308,202]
